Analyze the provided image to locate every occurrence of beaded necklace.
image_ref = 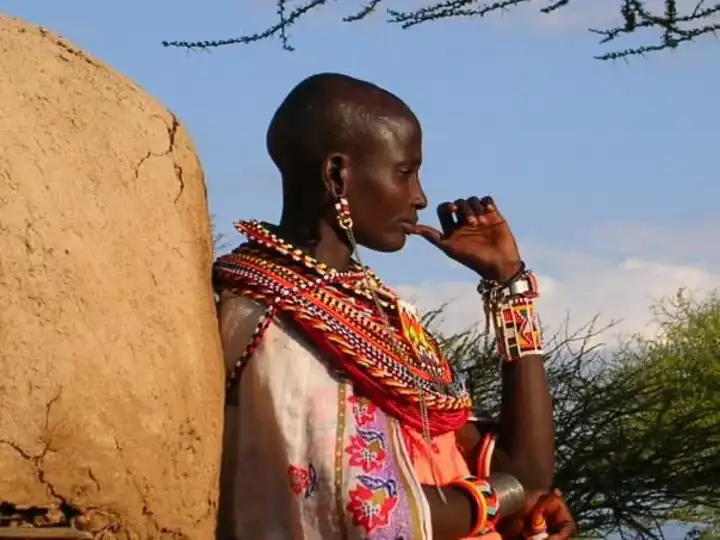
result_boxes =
[214,220,472,438]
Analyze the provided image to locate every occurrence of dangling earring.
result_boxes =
[335,195,362,269]
[335,197,353,230]
[335,195,372,287]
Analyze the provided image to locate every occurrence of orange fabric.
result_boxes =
[405,427,502,539]
[405,427,470,484]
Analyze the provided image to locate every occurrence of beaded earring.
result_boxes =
[335,197,353,230]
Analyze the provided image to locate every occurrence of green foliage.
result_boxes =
[162,0,720,60]
[424,291,720,539]
[684,515,720,540]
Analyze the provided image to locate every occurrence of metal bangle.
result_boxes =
[488,472,526,516]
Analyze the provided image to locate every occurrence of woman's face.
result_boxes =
[343,114,428,253]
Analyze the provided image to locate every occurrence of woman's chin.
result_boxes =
[362,230,408,253]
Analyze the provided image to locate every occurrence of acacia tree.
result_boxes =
[426,290,720,539]
[211,214,230,256]
[162,0,720,60]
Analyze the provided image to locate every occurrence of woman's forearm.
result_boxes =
[423,485,474,540]
[423,473,528,540]
[497,354,554,490]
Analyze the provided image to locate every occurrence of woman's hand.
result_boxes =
[411,196,522,282]
[498,489,577,540]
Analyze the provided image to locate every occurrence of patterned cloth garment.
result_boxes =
[217,294,501,540]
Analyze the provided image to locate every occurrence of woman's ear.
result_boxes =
[322,153,349,199]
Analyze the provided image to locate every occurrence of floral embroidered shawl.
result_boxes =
[217,293,433,540]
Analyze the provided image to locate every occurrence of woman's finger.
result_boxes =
[467,196,485,216]
[436,202,457,236]
[453,198,475,226]
[544,496,576,539]
[412,224,448,250]
[479,195,496,212]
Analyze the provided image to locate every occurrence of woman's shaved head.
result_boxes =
[267,72,418,176]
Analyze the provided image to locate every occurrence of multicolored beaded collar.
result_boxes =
[213,220,472,436]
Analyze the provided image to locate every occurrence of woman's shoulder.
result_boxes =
[217,289,326,366]
[218,289,265,322]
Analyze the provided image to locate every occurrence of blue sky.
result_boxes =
[4,0,719,337]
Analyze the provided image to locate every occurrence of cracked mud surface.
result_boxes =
[0,393,82,527]
[0,15,224,539]
[133,114,185,204]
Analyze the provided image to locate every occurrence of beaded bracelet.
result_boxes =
[479,267,544,361]
[448,476,500,537]
[491,296,544,360]
[477,264,538,305]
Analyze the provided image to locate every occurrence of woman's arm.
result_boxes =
[486,265,555,490]
[465,272,555,490]
[422,485,475,540]
[422,475,529,540]
[216,292,252,540]
[413,199,556,491]
[497,355,554,490]
[457,407,553,492]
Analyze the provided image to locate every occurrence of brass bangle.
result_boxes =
[488,472,525,516]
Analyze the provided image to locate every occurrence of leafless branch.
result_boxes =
[162,0,719,60]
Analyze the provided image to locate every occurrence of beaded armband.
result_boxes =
[448,476,501,537]
[478,265,544,361]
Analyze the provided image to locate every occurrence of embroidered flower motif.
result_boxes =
[288,463,319,498]
[345,430,387,473]
[348,395,377,427]
[347,475,398,533]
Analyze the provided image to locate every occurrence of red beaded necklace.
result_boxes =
[214,220,472,436]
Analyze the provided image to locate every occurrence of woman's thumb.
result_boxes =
[412,224,446,249]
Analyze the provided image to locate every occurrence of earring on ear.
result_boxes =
[335,197,353,230]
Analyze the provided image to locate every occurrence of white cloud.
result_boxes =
[392,221,720,344]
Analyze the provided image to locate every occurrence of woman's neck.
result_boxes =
[276,215,354,272]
